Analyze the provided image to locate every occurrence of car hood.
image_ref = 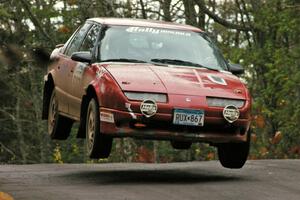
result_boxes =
[103,63,247,99]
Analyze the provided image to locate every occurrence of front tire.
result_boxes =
[86,98,112,159]
[48,90,73,140]
[217,133,250,169]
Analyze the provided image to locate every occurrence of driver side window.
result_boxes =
[65,23,91,56]
[79,25,101,54]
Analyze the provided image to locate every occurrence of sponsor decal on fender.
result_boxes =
[223,105,240,123]
[100,112,114,123]
[73,63,86,80]
[140,99,157,117]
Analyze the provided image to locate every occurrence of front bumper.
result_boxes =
[99,107,251,144]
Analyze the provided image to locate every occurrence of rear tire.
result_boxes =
[217,132,250,169]
[171,141,192,150]
[86,98,112,159]
[48,90,73,140]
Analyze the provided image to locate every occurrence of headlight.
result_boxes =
[124,92,167,103]
[207,97,245,108]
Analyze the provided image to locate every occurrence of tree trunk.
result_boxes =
[16,67,27,164]
[183,0,198,26]
[161,0,172,21]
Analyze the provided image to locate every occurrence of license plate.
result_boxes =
[173,109,204,126]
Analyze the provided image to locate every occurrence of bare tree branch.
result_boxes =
[18,0,55,46]
[235,0,252,46]
[0,142,17,158]
[0,108,16,121]
[133,8,166,19]
[194,0,253,31]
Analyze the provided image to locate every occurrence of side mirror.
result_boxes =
[228,63,244,75]
[71,51,92,63]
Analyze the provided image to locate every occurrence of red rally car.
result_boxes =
[42,18,252,168]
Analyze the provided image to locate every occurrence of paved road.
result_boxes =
[0,160,299,200]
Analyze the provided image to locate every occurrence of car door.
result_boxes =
[68,24,102,118]
[56,23,91,117]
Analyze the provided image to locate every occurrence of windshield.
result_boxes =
[99,25,228,71]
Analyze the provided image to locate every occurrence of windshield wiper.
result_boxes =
[151,58,218,71]
[100,58,148,63]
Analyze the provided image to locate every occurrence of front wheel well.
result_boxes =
[77,85,98,138]
[42,74,54,120]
